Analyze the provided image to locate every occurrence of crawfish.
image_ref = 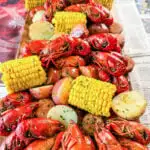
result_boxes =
[97,66,111,82]
[0,102,38,136]
[118,138,148,150]
[54,56,86,69]
[41,35,91,68]
[92,51,127,76]
[94,124,122,150]
[41,35,74,68]
[87,33,121,53]
[21,40,49,57]
[72,38,91,56]
[0,118,63,150]
[113,75,130,93]
[0,92,31,114]
[106,118,150,145]
[52,122,95,150]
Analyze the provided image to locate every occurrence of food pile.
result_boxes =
[0,0,149,149]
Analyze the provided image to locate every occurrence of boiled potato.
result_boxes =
[109,22,123,34]
[112,91,147,120]
[30,85,53,99]
[82,113,104,135]
[32,10,45,23]
[47,105,78,127]
[35,99,54,118]
[52,77,73,105]
[29,21,54,40]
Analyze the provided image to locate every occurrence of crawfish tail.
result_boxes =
[92,51,126,76]
[0,102,38,136]
[15,118,63,144]
[0,132,25,150]
[106,118,150,145]
[0,92,32,115]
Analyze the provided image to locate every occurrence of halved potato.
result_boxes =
[47,105,78,127]
[30,85,53,99]
[112,91,147,120]
[29,21,54,40]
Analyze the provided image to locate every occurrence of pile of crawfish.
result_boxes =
[0,91,150,150]
[1,0,148,149]
[21,0,135,94]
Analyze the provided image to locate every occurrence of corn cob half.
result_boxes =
[0,56,47,94]
[69,76,116,117]
[52,11,87,34]
[25,0,46,10]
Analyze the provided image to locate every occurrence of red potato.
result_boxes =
[52,77,73,105]
[47,68,61,84]
[30,85,53,99]
[79,65,98,79]
[124,55,135,73]
[109,22,123,34]
[82,113,104,135]
[88,23,109,35]
[70,24,89,38]
[35,99,55,118]
[62,67,80,78]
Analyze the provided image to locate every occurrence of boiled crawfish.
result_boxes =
[41,35,91,68]
[21,40,48,57]
[92,51,127,76]
[54,56,86,69]
[0,102,38,136]
[113,75,130,93]
[0,118,63,150]
[118,138,148,150]
[65,3,113,25]
[94,124,122,150]
[0,92,31,114]
[52,122,95,150]
[106,118,150,145]
[87,33,121,53]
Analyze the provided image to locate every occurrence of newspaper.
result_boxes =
[112,1,150,147]
[113,0,150,57]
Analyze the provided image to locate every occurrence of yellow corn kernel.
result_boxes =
[0,56,47,94]
[68,76,116,117]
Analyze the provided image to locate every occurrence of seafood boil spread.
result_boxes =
[0,0,150,149]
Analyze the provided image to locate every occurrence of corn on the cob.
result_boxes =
[69,76,116,117]
[93,0,114,9]
[25,0,46,10]
[0,56,47,94]
[52,11,87,34]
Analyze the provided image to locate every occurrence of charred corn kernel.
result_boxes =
[93,0,113,9]
[52,12,87,33]
[0,56,46,94]
[25,0,46,10]
[69,76,116,117]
